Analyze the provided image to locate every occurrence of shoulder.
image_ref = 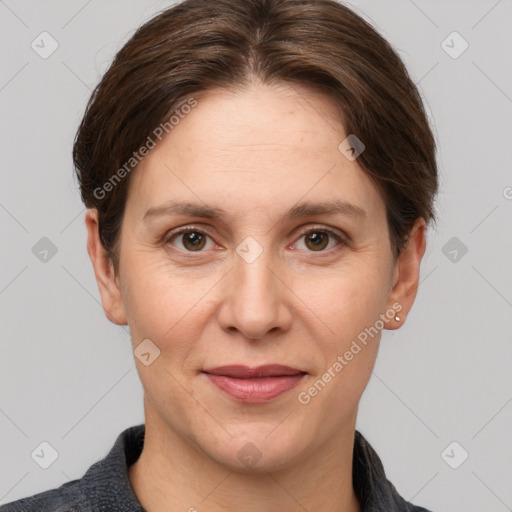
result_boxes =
[0,479,87,511]
[1,424,146,512]
[353,430,434,511]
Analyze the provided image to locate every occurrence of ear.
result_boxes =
[85,209,128,325]
[385,217,427,329]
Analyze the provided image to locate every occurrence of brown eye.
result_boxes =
[295,227,345,253]
[181,231,206,251]
[305,231,329,251]
[166,228,214,252]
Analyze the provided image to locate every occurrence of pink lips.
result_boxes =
[202,364,306,403]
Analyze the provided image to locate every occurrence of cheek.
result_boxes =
[122,252,194,324]
[121,257,220,367]
[294,259,390,338]
[294,268,385,423]
[290,259,388,395]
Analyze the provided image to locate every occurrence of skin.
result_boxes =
[85,81,426,512]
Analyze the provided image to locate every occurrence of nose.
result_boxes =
[217,240,293,340]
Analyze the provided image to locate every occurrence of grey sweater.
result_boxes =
[0,424,432,511]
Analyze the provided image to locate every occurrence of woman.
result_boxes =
[1,0,437,510]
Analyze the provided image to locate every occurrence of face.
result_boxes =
[87,82,425,472]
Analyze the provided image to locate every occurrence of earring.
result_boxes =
[394,315,401,321]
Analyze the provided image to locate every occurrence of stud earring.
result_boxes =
[394,315,401,321]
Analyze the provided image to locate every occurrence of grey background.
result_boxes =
[0,0,511,510]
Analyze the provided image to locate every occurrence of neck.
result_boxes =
[128,402,361,512]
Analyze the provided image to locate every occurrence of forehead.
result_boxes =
[125,83,385,224]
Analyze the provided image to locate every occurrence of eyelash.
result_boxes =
[163,224,347,256]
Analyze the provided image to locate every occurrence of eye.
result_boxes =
[293,226,346,253]
[164,225,347,255]
[164,226,215,252]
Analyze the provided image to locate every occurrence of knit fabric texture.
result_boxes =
[1,424,433,511]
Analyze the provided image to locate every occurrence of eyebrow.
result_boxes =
[143,199,367,224]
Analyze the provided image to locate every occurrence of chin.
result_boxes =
[201,427,306,473]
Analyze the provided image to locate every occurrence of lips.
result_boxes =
[202,364,305,378]
[202,364,306,403]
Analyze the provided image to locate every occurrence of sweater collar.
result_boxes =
[79,424,423,511]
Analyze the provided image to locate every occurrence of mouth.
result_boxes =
[201,364,307,403]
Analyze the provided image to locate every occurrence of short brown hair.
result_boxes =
[73,0,438,271]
